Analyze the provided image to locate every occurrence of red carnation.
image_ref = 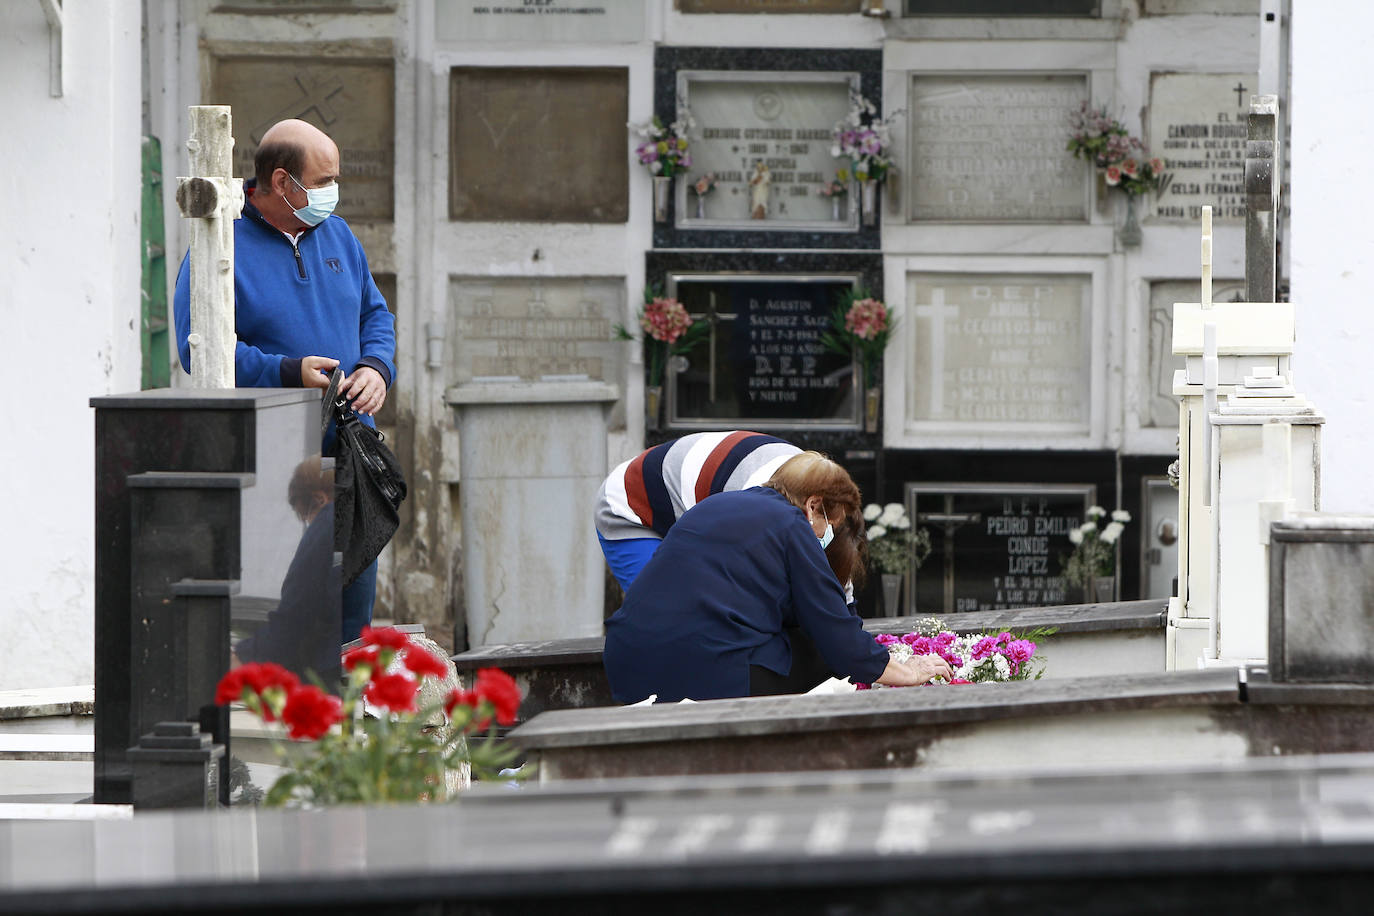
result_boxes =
[365,672,420,713]
[281,684,343,741]
[343,645,381,674]
[360,625,410,650]
[403,646,449,681]
[444,687,476,719]
[214,663,299,721]
[474,668,521,726]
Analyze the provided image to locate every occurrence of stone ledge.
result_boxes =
[0,686,95,721]
[510,668,1240,751]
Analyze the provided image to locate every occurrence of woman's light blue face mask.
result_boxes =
[811,504,834,550]
[286,172,339,226]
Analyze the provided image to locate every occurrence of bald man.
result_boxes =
[174,118,395,413]
[173,119,396,641]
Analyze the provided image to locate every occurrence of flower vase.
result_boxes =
[881,573,902,618]
[652,176,671,223]
[1091,575,1116,604]
[860,179,879,227]
[831,195,842,221]
[645,385,662,431]
[864,386,880,434]
[1118,195,1142,247]
[695,194,706,220]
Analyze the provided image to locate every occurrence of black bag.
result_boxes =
[324,369,407,587]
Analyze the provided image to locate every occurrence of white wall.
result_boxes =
[1289,1,1374,514]
[0,1,144,690]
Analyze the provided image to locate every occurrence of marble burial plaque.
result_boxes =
[666,275,859,428]
[908,74,1089,221]
[907,274,1091,431]
[210,55,395,221]
[1149,72,1257,223]
[437,0,646,43]
[905,0,1099,12]
[1143,0,1256,14]
[450,68,628,222]
[682,72,855,228]
[1141,279,1243,429]
[678,0,862,11]
[910,483,1094,616]
[448,277,624,385]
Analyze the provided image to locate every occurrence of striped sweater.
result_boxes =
[596,431,801,541]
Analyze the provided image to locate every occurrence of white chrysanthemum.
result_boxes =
[1068,527,1084,545]
[867,524,887,540]
[992,654,1011,678]
[650,160,662,175]
[1101,521,1124,544]
[863,503,882,522]
[1111,509,1131,523]
[891,515,911,530]
[878,503,905,527]
[1080,520,1097,534]
[1087,505,1106,519]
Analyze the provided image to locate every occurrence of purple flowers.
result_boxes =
[859,625,1042,688]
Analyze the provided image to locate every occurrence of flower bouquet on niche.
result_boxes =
[630,107,695,178]
[863,502,931,577]
[614,286,709,390]
[854,617,1050,689]
[1067,102,1169,198]
[819,288,893,390]
[831,91,901,184]
[1061,505,1131,599]
[215,626,523,807]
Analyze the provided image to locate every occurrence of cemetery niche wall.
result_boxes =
[653,47,881,249]
[1148,71,1258,223]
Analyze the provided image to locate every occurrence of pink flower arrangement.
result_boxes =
[640,296,692,345]
[615,286,709,389]
[831,91,901,182]
[819,288,893,390]
[854,624,1044,689]
[692,174,717,197]
[844,297,888,342]
[1067,102,1168,199]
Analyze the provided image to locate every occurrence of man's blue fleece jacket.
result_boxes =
[173,185,396,391]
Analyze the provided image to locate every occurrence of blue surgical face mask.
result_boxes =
[286,173,339,226]
[818,520,835,551]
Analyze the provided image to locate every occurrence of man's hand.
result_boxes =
[301,355,339,389]
[338,366,387,416]
[875,653,953,688]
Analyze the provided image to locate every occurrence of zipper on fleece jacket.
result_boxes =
[291,240,307,279]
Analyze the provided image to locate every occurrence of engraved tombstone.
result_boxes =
[908,74,1089,222]
[678,0,862,12]
[1141,279,1242,429]
[436,0,647,43]
[906,274,1091,433]
[209,54,395,221]
[448,277,625,388]
[450,67,628,222]
[681,72,856,229]
[910,483,1094,616]
[1148,71,1258,222]
[665,274,860,429]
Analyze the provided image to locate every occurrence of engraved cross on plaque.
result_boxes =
[914,290,959,417]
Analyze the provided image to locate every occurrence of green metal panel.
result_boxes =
[141,136,170,389]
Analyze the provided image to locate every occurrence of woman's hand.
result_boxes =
[875,653,953,687]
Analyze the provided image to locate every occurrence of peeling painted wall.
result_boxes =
[0,0,144,690]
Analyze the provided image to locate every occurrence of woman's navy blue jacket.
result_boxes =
[604,486,889,703]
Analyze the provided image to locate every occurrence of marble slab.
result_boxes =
[1149,71,1258,223]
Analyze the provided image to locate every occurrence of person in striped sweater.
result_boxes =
[595,431,866,599]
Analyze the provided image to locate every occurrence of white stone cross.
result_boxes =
[175,106,243,389]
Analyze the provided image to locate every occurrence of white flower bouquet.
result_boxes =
[863,502,931,576]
